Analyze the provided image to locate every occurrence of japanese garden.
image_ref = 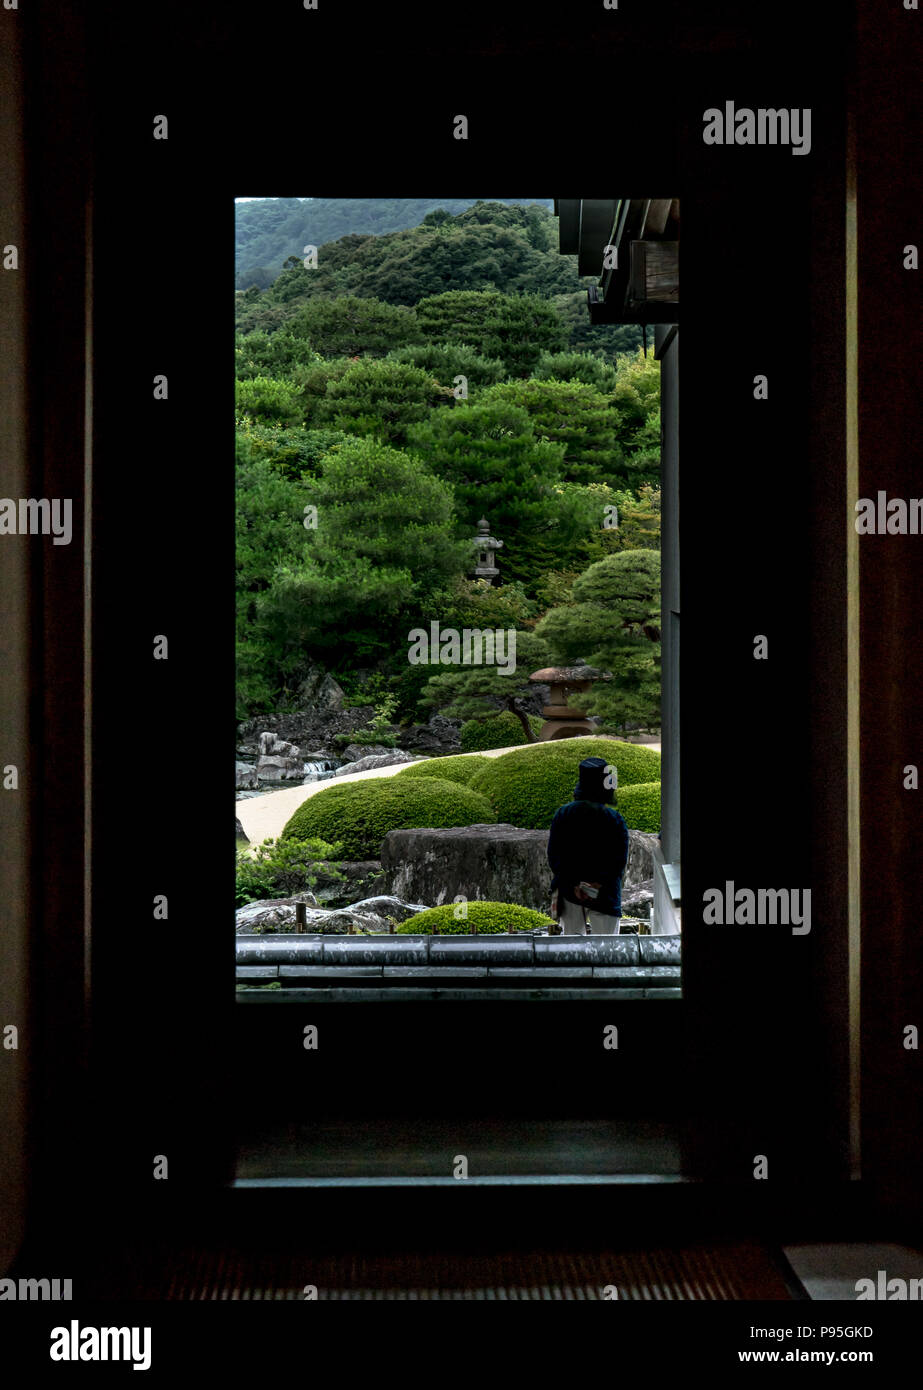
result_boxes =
[234,197,665,967]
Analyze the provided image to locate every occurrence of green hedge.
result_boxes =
[281,776,496,860]
[459,710,544,752]
[614,780,661,833]
[397,901,555,935]
[395,754,492,786]
[469,737,661,830]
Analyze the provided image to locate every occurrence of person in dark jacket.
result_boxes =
[547,756,630,934]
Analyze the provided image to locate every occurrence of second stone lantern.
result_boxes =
[528,657,610,741]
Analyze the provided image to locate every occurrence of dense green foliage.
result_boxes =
[285,296,423,358]
[468,738,662,830]
[236,419,351,482]
[235,331,321,379]
[235,836,344,908]
[256,435,468,671]
[413,290,567,378]
[459,712,545,752]
[480,378,627,486]
[236,435,317,714]
[614,781,662,833]
[235,374,303,424]
[396,901,555,935]
[395,755,492,786]
[533,351,620,392]
[280,776,497,859]
[311,358,449,445]
[385,341,507,390]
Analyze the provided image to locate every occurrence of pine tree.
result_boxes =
[535,549,661,729]
[481,377,627,485]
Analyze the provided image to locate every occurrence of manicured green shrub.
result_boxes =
[614,780,661,833]
[395,754,492,786]
[280,776,496,859]
[235,836,344,908]
[459,710,544,752]
[468,737,661,830]
[396,901,555,935]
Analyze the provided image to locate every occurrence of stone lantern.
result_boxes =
[472,517,503,583]
[528,657,611,741]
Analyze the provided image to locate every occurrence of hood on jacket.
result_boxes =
[572,756,615,805]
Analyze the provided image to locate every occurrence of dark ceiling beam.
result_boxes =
[577,199,619,277]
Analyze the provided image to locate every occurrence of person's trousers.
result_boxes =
[558,898,622,935]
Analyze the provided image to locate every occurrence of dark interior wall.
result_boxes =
[236,999,685,1126]
[855,0,923,1228]
[0,0,95,1268]
[0,5,31,1276]
[676,34,851,1184]
[12,0,920,1254]
[27,0,94,1238]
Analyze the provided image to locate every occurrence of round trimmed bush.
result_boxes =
[396,901,555,935]
[395,754,492,786]
[459,710,543,752]
[614,780,661,833]
[468,737,661,830]
[280,776,496,860]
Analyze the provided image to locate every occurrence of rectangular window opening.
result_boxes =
[234,196,680,1007]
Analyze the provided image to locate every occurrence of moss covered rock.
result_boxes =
[459,710,543,752]
[395,753,492,786]
[614,780,661,833]
[469,737,661,830]
[281,775,496,860]
[396,900,554,935]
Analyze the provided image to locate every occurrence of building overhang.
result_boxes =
[554,198,679,324]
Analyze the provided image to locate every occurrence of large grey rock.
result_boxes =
[382,824,658,914]
[236,761,259,790]
[296,664,345,712]
[382,823,551,912]
[334,750,420,776]
[236,817,249,842]
[256,756,304,784]
[254,733,303,783]
[259,732,301,758]
[396,713,462,756]
[339,742,397,764]
[624,830,659,889]
[622,878,654,920]
[347,896,428,924]
[235,891,423,936]
[236,892,319,935]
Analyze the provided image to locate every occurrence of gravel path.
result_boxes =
[236,740,661,846]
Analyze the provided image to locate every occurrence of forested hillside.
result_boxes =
[236,201,644,358]
[235,196,555,289]
[236,199,661,738]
